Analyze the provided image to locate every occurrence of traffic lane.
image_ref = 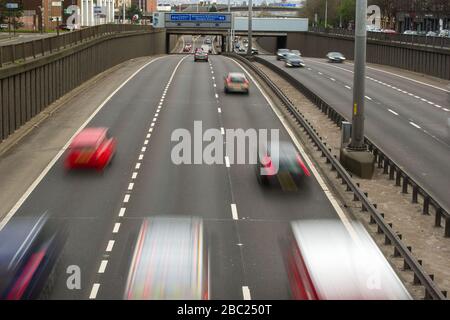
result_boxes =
[2,55,182,299]
[96,55,245,299]
[304,57,450,108]
[212,56,344,299]
[301,57,449,140]
[259,55,450,212]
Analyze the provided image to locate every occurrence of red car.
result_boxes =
[65,127,116,170]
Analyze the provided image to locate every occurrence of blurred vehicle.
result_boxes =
[235,42,240,49]
[426,31,438,37]
[56,24,74,31]
[285,53,305,68]
[255,140,310,186]
[183,45,191,52]
[204,38,212,44]
[439,29,449,37]
[290,49,301,56]
[403,30,418,35]
[285,219,412,300]
[416,31,427,36]
[381,29,397,34]
[124,216,209,300]
[276,48,290,61]
[65,127,116,171]
[201,44,212,54]
[194,50,208,62]
[366,25,381,32]
[251,47,259,55]
[243,38,248,44]
[194,47,202,53]
[0,24,8,29]
[238,47,246,53]
[0,213,68,300]
[326,52,346,63]
[224,72,249,94]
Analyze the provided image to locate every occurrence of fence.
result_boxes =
[0,25,165,143]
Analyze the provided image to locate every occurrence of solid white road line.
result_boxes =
[106,240,115,252]
[0,56,167,231]
[231,204,238,220]
[89,283,100,299]
[98,260,108,273]
[242,286,251,300]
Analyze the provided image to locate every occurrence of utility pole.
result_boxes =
[123,0,126,24]
[340,0,374,179]
[349,0,367,150]
[247,0,252,56]
[324,0,328,28]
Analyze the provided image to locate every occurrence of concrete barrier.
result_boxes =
[0,26,166,143]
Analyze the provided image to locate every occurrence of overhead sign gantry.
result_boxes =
[153,12,232,29]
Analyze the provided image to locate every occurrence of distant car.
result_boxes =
[403,30,418,35]
[251,47,259,55]
[0,213,68,300]
[439,29,449,37]
[194,50,208,62]
[0,24,9,29]
[205,38,212,44]
[426,31,438,37]
[65,127,116,171]
[124,216,209,300]
[183,45,191,52]
[381,29,397,34]
[201,44,212,54]
[285,53,305,68]
[285,220,412,300]
[290,49,301,56]
[326,52,346,63]
[238,47,246,53]
[277,49,290,60]
[224,72,249,94]
[255,140,310,187]
[243,38,248,44]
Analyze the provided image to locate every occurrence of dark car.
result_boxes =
[194,50,208,62]
[0,213,68,300]
[255,141,310,187]
[326,52,346,63]
[284,53,305,68]
[277,49,290,61]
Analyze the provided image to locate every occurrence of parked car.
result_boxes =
[403,30,418,35]
[285,53,305,68]
[381,29,397,34]
[426,31,438,37]
[224,72,249,94]
[326,52,346,63]
[276,49,290,61]
[65,127,116,171]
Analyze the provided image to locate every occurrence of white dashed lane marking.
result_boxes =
[242,286,251,300]
[98,260,108,274]
[409,121,421,129]
[113,223,121,233]
[231,204,238,220]
[388,109,399,116]
[89,284,100,299]
[106,240,115,252]
[123,194,130,203]
[118,208,126,217]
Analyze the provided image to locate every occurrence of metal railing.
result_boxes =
[253,56,450,240]
[309,27,450,49]
[226,52,447,300]
[0,24,155,67]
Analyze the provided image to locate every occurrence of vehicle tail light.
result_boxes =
[261,155,272,168]
[297,155,311,176]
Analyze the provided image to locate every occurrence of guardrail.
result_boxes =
[254,56,450,240]
[0,24,154,67]
[309,27,450,49]
[226,52,447,300]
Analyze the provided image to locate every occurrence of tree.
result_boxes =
[0,1,24,28]
[126,4,141,23]
[338,0,356,27]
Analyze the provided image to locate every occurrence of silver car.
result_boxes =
[124,216,209,300]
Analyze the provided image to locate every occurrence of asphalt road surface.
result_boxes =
[259,55,450,213]
[2,49,353,299]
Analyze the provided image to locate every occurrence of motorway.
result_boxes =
[1,37,350,299]
[258,55,450,212]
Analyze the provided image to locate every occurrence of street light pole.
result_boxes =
[247,0,252,56]
[324,0,327,28]
[349,0,367,150]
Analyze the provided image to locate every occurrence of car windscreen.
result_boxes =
[230,76,245,83]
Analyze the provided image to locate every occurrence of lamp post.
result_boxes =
[247,0,252,56]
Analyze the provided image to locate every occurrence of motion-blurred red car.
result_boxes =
[65,127,116,170]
